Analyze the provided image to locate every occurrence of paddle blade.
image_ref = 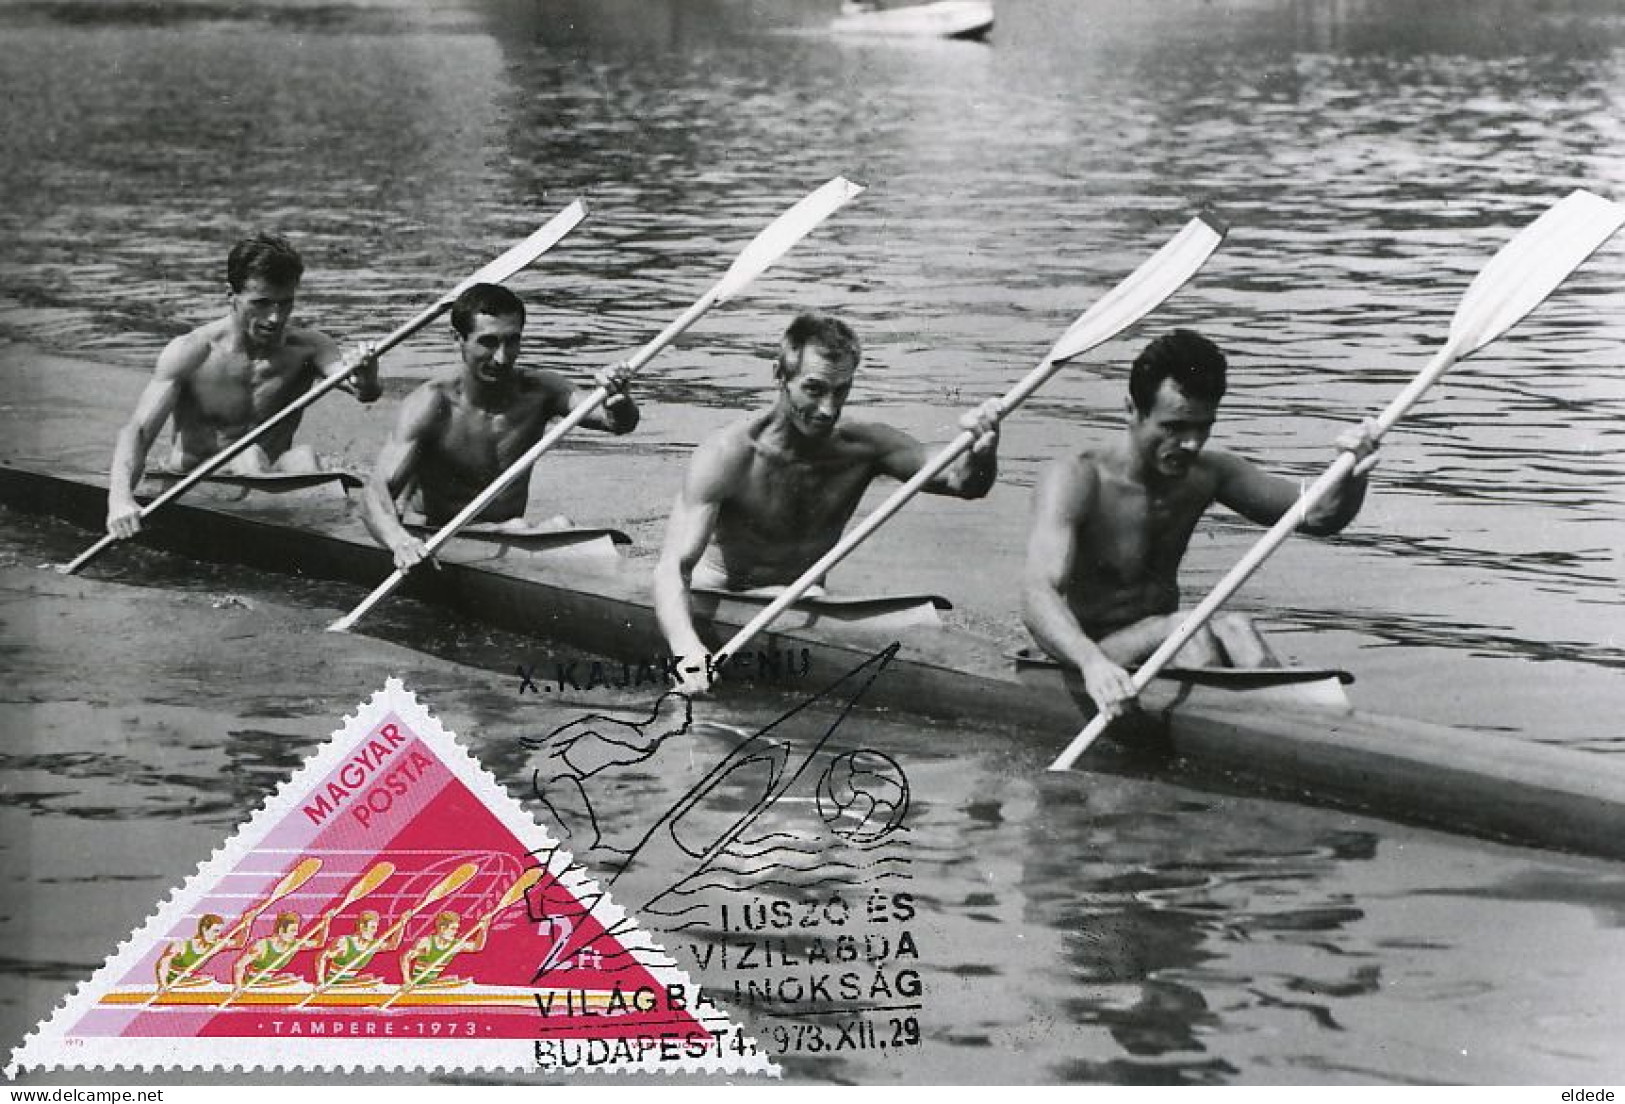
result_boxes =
[449,199,590,298]
[265,857,323,904]
[713,177,865,303]
[494,867,546,912]
[1046,211,1228,365]
[338,861,396,908]
[1446,189,1625,359]
[419,862,480,908]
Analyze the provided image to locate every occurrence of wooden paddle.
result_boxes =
[293,860,479,1008]
[711,212,1228,666]
[61,200,591,575]
[1049,189,1625,772]
[328,176,865,633]
[219,861,394,1008]
[146,856,322,1004]
[379,866,545,1010]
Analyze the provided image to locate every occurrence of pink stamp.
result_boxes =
[6,679,773,1076]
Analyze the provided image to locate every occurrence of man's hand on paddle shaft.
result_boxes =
[388,532,435,574]
[1080,652,1139,722]
[917,397,1001,498]
[106,495,143,540]
[672,652,717,699]
[1289,417,1381,536]
[593,361,639,432]
[1337,417,1380,478]
[596,361,634,403]
[962,398,1003,454]
[332,342,382,403]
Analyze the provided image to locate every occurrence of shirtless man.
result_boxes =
[105,233,380,538]
[655,312,1001,690]
[361,283,638,570]
[1022,328,1378,722]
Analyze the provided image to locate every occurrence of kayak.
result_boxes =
[8,460,1625,860]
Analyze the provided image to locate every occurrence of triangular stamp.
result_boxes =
[6,679,774,1076]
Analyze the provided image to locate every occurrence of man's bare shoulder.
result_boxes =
[155,319,228,377]
[505,365,577,414]
[410,375,460,405]
[514,364,571,386]
[515,364,575,394]
[1040,448,1110,493]
[703,415,762,465]
[395,377,456,431]
[421,376,464,411]
[277,326,338,362]
[823,417,918,457]
[1197,446,1252,473]
[1191,447,1252,491]
[676,417,761,502]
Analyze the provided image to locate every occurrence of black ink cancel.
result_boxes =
[515,644,905,985]
[516,648,813,695]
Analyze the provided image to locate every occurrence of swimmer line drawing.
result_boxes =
[615,646,910,918]
[526,691,694,851]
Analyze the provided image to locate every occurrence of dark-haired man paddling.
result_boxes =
[105,232,381,538]
[655,312,1002,693]
[1023,328,1379,722]
[361,283,638,570]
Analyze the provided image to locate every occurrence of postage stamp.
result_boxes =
[5,679,774,1076]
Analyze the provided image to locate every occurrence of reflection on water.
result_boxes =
[3,0,1625,1084]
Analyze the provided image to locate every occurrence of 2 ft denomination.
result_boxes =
[769,1015,920,1056]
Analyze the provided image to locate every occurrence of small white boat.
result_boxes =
[831,1,994,41]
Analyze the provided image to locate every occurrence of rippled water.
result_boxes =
[2,0,1624,1084]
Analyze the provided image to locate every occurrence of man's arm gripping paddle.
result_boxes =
[145,856,322,1004]
[709,212,1229,669]
[379,867,544,1010]
[293,861,478,1008]
[61,199,590,575]
[219,861,394,1008]
[328,176,866,633]
[222,863,393,1006]
[1050,188,1625,772]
